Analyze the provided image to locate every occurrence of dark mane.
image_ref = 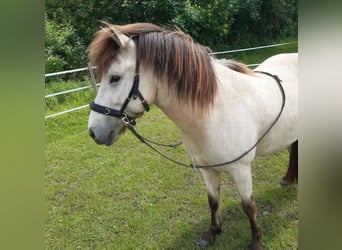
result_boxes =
[89,22,217,112]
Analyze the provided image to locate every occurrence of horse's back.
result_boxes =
[256,53,298,83]
[254,53,298,156]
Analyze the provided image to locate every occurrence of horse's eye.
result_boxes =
[110,75,121,83]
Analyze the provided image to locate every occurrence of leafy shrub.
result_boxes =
[45,0,297,80]
[172,0,238,49]
[45,15,87,79]
[45,56,64,74]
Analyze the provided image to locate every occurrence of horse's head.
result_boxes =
[88,24,156,146]
[88,22,218,145]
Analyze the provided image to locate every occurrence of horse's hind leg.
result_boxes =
[230,164,263,250]
[197,169,222,247]
[280,140,298,186]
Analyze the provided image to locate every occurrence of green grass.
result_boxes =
[46,43,298,249]
[45,78,95,116]
[46,109,297,249]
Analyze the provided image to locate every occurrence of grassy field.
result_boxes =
[45,42,298,249]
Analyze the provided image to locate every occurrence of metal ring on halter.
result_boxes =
[104,108,111,115]
[121,113,130,125]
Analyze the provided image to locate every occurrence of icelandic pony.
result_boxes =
[87,22,298,249]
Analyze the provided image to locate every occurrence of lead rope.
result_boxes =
[125,125,190,167]
[125,71,285,169]
[138,136,182,148]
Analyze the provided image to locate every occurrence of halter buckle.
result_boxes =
[121,113,136,126]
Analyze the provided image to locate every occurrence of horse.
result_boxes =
[87,22,298,249]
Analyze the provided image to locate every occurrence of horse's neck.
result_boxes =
[155,63,246,125]
[156,88,211,156]
[155,86,201,132]
[154,62,257,139]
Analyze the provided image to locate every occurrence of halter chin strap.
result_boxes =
[89,73,150,126]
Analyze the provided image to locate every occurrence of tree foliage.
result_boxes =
[45,0,297,75]
[45,15,86,74]
[172,0,238,48]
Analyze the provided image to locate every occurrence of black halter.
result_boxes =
[89,71,150,126]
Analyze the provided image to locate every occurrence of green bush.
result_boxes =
[45,15,87,79]
[227,0,298,48]
[45,56,64,74]
[172,0,238,49]
[45,0,297,81]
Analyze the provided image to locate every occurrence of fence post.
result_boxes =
[88,62,98,95]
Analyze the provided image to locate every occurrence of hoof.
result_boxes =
[249,240,263,250]
[197,231,215,247]
[280,179,290,187]
[197,238,211,247]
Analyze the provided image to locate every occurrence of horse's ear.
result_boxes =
[101,21,129,48]
[108,28,129,48]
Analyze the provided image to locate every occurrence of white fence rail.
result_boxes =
[45,85,97,98]
[45,42,296,119]
[45,67,89,77]
[209,42,294,55]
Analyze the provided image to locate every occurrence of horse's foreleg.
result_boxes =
[197,169,221,247]
[242,196,263,250]
[230,164,263,250]
[280,140,298,186]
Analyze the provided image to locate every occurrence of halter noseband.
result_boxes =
[89,69,150,126]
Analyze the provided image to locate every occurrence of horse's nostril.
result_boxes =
[89,129,96,139]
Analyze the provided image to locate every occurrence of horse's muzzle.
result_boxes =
[88,128,116,146]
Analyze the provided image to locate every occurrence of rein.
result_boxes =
[89,66,285,169]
